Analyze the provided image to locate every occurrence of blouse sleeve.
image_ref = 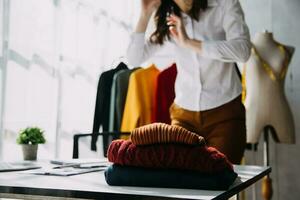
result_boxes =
[200,0,251,63]
[126,32,161,66]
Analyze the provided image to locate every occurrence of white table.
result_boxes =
[0,162,271,200]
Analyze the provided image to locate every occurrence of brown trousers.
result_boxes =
[170,96,246,164]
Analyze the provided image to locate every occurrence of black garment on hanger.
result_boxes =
[109,68,140,132]
[91,62,128,151]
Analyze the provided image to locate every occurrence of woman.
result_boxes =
[126,0,251,164]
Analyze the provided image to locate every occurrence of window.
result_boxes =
[0,0,140,160]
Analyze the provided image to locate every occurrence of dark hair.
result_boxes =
[150,0,208,45]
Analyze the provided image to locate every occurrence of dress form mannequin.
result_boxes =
[243,30,295,200]
[244,30,295,144]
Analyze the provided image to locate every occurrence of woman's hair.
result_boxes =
[150,0,208,45]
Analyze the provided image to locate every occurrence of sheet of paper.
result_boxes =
[22,166,106,176]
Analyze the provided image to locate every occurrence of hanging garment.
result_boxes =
[152,63,177,124]
[91,62,128,151]
[105,164,237,190]
[120,64,159,133]
[108,68,140,131]
[242,44,295,144]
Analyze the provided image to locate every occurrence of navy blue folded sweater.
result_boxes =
[104,164,237,190]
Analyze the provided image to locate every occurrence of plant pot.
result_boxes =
[21,144,38,160]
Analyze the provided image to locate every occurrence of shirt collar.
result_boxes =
[181,12,189,19]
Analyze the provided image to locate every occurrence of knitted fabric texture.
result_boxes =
[130,123,205,146]
[104,164,237,190]
[107,139,234,173]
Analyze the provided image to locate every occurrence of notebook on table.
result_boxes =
[0,161,41,172]
[50,158,109,166]
[20,158,109,176]
[23,166,106,176]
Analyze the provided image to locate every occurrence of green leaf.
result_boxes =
[16,126,46,145]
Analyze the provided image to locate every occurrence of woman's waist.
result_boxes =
[174,87,242,111]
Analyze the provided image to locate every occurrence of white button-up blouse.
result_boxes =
[126,0,251,111]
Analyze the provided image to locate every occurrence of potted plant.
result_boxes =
[16,127,46,160]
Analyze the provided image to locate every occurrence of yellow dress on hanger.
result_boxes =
[120,64,160,136]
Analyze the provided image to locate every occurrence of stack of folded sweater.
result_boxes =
[104,123,237,190]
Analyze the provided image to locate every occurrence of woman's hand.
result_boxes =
[141,0,161,16]
[167,14,190,48]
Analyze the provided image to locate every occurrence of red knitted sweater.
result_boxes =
[107,139,233,173]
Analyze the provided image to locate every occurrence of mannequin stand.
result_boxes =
[262,125,273,200]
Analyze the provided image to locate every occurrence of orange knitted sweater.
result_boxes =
[130,123,205,146]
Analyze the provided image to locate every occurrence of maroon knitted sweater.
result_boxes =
[107,139,233,173]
